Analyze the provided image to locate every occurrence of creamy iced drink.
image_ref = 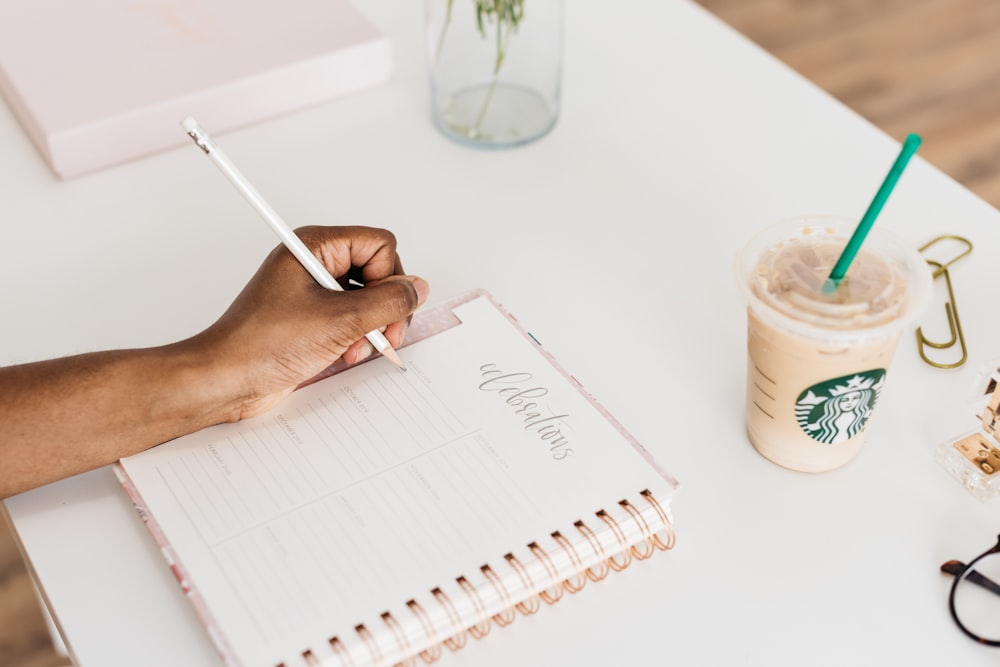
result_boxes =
[736,216,932,472]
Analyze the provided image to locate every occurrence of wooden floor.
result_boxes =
[698,0,1000,208]
[3,2,1000,666]
[0,514,69,667]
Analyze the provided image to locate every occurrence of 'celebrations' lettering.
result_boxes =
[479,364,575,460]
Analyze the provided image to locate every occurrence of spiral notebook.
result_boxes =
[115,290,679,667]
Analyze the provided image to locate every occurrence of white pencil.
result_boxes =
[180,116,406,371]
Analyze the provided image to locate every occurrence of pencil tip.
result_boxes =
[380,345,406,371]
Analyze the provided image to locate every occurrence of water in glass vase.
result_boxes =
[438,82,556,146]
[426,0,563,148]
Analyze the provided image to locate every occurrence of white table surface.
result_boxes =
[3,1,999,665]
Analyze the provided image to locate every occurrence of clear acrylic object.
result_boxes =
[935,360,1000,501]
[425,0,563,148]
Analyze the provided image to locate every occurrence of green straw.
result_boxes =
[826,133,922,288]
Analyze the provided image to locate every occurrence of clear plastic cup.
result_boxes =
[735,215,933,472]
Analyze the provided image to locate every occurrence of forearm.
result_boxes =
[0,227,428,500]
[0,342,242,499]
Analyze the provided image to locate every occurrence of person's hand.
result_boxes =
[0,225,428,498]
[191,225,429,420]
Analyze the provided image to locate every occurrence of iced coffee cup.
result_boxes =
[735,215,933,472]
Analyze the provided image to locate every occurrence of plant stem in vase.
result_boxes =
[427,0,562,148]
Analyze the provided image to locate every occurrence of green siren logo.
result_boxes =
[795,370,886,444]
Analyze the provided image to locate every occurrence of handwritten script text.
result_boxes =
[478,364,575,460]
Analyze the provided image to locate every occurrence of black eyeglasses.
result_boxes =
[941,534,1000,646]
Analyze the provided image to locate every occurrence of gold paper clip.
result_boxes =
[916,235,973,369]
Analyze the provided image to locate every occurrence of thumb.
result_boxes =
[336,275,429,347]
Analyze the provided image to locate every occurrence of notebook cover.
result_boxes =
[0,0,392,179]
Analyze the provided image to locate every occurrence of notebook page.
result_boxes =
[119,295,672,667]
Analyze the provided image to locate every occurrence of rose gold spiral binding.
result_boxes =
[528,542,565,604]
[596,509,633,571]
[481,565,517,626]
[551,531,587,593]
[619,499,655,560]
[355,624,383,666]
[381,612,415,667]
[320,492,673,666]
[406,600,443,663]
[504,553,541,615]
[302,650,320,667]
[641,489,676,551]
[431,588,467,651]
[328,637,354,667]
[456,576,491,640]
[574,520,610,582]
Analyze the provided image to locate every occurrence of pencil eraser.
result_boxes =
[181,116,199,132]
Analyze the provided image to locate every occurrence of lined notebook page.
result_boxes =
[119,295,675,667]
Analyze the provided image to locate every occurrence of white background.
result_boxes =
[3,1,998,665]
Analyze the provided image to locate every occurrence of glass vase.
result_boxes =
[425,0,564,148]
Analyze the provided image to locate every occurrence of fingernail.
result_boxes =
[411,277,430,306]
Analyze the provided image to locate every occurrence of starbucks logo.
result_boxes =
[795,370,886,444]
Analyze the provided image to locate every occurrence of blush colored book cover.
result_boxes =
[0,0,392,178]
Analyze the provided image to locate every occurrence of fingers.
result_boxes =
[295,225,402,285]
[336,276,430,364]
[347,275,429,330]
[272,226,428,365]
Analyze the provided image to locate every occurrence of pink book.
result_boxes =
[0,0,392,179]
